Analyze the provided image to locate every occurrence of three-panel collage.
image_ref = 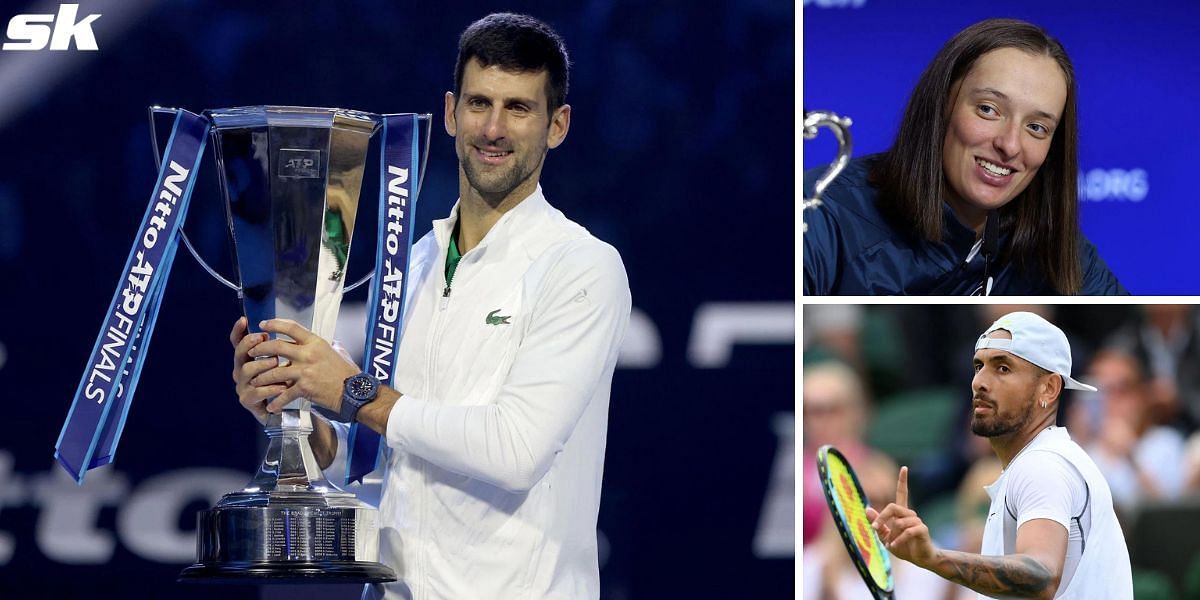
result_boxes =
[803,2,1200,599]
[0,2,795,600]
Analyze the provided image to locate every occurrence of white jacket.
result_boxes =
[346,187,631,600]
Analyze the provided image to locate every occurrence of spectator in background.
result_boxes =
[805,304,912,401]
[802,361,886,546]
[802,305,865,372]
[1075,350,1187,514]
[1105,305,1200,433]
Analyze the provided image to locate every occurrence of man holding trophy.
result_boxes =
[231,12,630,600]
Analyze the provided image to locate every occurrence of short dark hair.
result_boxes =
[871,19,1082,294]
[454,13,571,115]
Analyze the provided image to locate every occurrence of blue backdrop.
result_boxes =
[803,0,1200,294]
[0,1,794,597]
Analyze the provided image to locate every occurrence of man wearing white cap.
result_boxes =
[868,311,1133,599]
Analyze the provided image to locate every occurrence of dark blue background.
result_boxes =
[0,1,795,597]
[803,0,1200,294]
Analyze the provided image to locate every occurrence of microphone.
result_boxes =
[983,209,999,260]
[981,210,999,295]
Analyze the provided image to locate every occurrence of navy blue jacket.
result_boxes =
[803,155,1127,295]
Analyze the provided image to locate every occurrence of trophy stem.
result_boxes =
[242,406,331,494]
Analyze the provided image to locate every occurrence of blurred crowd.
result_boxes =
[801,305,1200,599]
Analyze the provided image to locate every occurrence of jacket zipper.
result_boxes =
[929,238,982,294]
[442,262,456,299]
[441,253,467,310]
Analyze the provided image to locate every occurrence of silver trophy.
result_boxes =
[802,110,853,233]
[148,106,430,583]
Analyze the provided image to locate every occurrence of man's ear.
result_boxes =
[546,104,571,149]
[444,91,457,137]
[1040,372,1064,409]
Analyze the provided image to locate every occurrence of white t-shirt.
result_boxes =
[981,426,1132,599]
[983,445,1088,595]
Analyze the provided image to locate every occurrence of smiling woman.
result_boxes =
[942,49,1066,231]
[803,19,1127,296]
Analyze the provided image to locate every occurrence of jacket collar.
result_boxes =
[941,201,982,255]
[432,185,550,261]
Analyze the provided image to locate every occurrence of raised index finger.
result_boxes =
[897,465,909,509]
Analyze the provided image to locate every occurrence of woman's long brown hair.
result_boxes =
[870,19,1082,294]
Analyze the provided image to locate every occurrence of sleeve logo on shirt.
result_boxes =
[486,309,512,326]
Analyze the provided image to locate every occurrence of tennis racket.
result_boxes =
[817,445,895,599]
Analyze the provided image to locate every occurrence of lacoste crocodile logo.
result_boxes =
[486,309,511,325]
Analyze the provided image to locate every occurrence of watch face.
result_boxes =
[348,375,377,400]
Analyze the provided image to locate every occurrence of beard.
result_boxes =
[970,399,1035,438]
[459,140,543,202]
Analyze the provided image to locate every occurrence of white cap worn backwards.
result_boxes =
[975,311,1097,392]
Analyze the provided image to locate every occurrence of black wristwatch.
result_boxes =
[336,372,381,423]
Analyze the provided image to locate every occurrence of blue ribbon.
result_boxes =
[346,114,420,484]
[55,109,210,483]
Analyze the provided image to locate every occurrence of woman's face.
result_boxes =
[942,47,1068,230]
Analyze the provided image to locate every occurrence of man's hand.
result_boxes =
[230,316,286,426]
[867,466,937,568]
[867,465,1066,599]
[245,319,359,415]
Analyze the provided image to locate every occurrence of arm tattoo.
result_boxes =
[931,550,1056,598]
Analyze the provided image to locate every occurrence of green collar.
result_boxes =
[445,219,462,287]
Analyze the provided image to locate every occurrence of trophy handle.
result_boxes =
[343,112,434,293]
[801,110,853,232]
[148,106,243,292]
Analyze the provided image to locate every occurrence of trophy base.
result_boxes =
[178,560,395,584]
[179,491,396,585]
